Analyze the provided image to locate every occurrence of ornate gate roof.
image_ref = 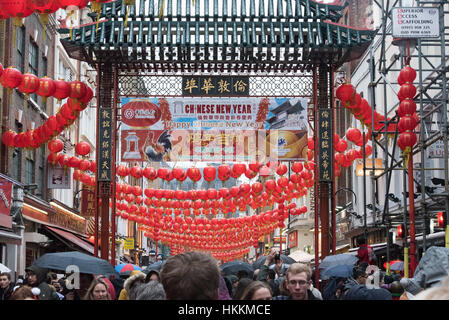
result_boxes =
[60,0,376,72]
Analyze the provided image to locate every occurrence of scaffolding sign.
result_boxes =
[392,7,440,38]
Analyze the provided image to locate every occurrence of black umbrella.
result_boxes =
[32,251,120,277]
[143,260,166,273]
[220,260,254,277]
[252,254,296,270]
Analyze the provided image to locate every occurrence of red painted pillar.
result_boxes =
[408,156,417,274]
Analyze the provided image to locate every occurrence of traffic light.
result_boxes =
[437,211,447,229]
[397,224,405,238]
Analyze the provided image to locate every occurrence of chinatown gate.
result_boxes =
[60,0,375,284]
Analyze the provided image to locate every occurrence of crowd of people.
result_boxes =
[1,245,449,301]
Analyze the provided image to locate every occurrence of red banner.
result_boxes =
[288,230,298,248]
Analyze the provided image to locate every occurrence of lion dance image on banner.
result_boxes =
[120,97,308,163]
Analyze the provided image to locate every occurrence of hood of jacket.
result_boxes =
[124,272,146,294]
[26,265,49,285]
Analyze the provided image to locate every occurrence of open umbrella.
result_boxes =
[115,263,142,276]
[320,264,354,280]
[0,263,11,273]
[390,261,404,271]
[252,254,296,270]
[318,254,358,271]
[32,251,119,277]
[288,250,314,263]
[220,260,254,277]
[144,260,166,273]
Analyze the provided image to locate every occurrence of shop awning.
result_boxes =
[43,226,94,255]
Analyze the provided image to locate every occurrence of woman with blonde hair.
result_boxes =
[83,277,111,300]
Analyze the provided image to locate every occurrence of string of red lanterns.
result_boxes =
[397,66,419,166]
[0,63,93,149]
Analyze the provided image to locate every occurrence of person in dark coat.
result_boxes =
[344,284,392,300]
[0,272,14,300]
[25,265,59,300]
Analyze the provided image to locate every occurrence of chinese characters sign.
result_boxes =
[288,230,298,248]
[98,109,113,181]
[120,97,309,162]
[318,109,333,182]
[182,76,249,96]
[81,185,96,217]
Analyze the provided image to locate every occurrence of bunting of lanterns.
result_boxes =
[0,63,93,149]
[397,66,419,166]
[69,161,312,261]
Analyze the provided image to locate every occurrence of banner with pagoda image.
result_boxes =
[119,97,308,162]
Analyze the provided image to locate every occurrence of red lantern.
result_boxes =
[203,166,216,182]
[336,83,356,107]
[48,139,64,153]
[335,139,348,153]
[18,73,39,97]
[291,162,303,174]
[399,66,417,84]
[58,154,70,168]
[276,164,287,176]
[130,166,143,179]
[79,159,91,171]
[398,116,417,133]
[398,132,417,150]
[398,99,417,117]
[398,83,417,101]
[244,169,257,179]
[347,93,362,110]
[69,80,87,101]
[232,163,246,177]
[75,141,90,156]
[307,137,314,150]
[36,77,56,99]
[53,79,71,101]
[157,167,170,180]
[346,128,362,143]
[2,130,17,147]
[0,67,23,89]
[68,156,80,168]
[80,85,93,107]
[116,165,129,178]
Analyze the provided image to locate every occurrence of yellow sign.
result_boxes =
[124,238,135,250]
[356,158,383,177]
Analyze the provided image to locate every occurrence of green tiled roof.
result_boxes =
[60,0,376,68]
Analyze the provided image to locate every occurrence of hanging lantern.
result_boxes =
[346,128,362,143]
[0,67,23,90]
[335,139,348,153]
[36,77,56,102]
[68,156,80,168]
[18,73,39,100]
[53,79,71,102]
[79,85,93,108]
[307,137,314,150]
[130,166,143,179]
[68,80,87,102]
[2,130,17,147]
[75,141,90,156]
[28,0,60,39]
[203,166,216,182]
[276,164,287,176]
[399,66,417,84]
[336,83,356,107]
[398,83,417,101]
[398,116,417,133]
[48,138,64,153]
[2,1,33,28]
[116,165,129,178]
[397,99,417,117]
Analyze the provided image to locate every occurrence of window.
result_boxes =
[29,40,39,103]
[25,149,35,186]
[16,27,25,73]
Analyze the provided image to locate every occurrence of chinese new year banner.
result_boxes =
[120,97,308,162]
